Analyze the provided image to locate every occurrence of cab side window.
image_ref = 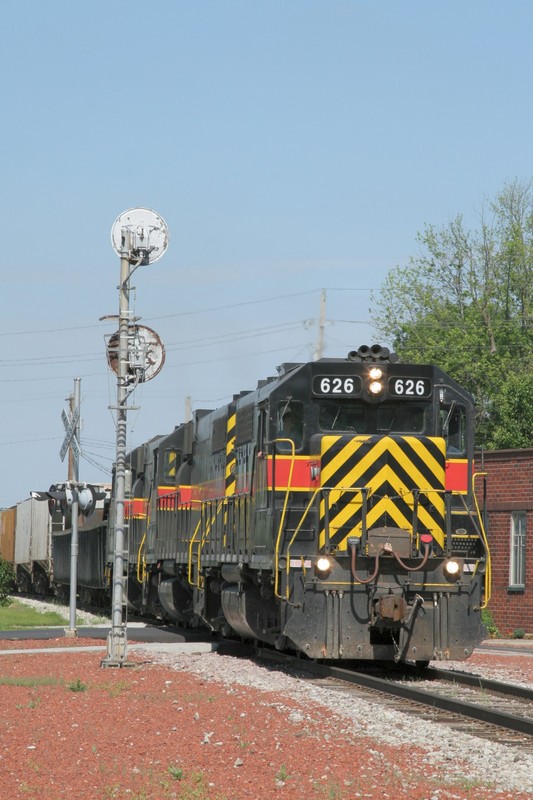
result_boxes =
[440,404,466,455]
[277,402,304,451]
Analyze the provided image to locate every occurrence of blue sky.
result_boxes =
[1,0,532,506]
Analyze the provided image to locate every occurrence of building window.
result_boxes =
[509,512,526,589]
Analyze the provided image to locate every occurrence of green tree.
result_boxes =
[491,373,533,449]
[0,558,15,607]
[373,179,533,448]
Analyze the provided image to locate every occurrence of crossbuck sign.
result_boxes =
[60,407,80,462]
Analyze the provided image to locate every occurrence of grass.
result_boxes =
[0,598,109,630]
[0,599,69,629]
[0,675,62,687]
[0,598,106,630]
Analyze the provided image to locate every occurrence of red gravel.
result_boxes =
[0,641,531,800]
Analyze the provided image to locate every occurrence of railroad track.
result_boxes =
[255,649,533,752]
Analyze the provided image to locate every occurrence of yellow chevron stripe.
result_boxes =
[320,462,444,518]
[225,414,236,497]
[322,435,405,489]
[322,434,445,478]
[320,436,369,484]
[320,493,363,532]
[406,435,445,476]
[387,438,443,490]
[319,436,446,551]
[328,463,444,536]
[367,462,444,514]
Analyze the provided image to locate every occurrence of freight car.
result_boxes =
[0,498,53,595]
[0,490,109,600]
[117,345,491,664]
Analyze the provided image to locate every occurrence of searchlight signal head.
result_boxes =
[111,207,169,266]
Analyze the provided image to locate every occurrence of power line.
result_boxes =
[0,320,308,366]
[0,435,62,447]
[0,287,375,338]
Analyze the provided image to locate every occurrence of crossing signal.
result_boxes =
[30,483,106,517]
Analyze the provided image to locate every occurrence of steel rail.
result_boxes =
[255,648,533,738]
[424,666,533,701]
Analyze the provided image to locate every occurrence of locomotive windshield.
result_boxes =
[318,400,429,435]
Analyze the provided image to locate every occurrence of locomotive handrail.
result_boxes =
[273,438,296,600]
[472,471,491,607]
[188,498,229,588]
[187,517,205,588]
[137,530,147,583]
[282,486,321,600]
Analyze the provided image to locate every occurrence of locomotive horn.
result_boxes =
[371,344,392,360]
[347,344,399,363]
[347,345,372,362]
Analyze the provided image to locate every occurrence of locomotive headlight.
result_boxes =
[369,367,383,380]
[444,559,461,577]
[316,556,332,576]
[369,380,383,395]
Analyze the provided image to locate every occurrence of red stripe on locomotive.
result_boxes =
[266,456,320,491]
[157,484,193,510]
[445,459,468,492]
[124,498,148,518]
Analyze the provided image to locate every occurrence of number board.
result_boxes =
[312,375,362,396]
[388,376,432,398]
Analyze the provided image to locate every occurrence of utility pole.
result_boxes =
[102,208,169,668]
[66,377,81,637]
[314,288,326,361]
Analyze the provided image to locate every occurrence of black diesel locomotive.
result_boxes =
[88,343,489,665]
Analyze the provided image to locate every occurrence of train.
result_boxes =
[0,345,491,665]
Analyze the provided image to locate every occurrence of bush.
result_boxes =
[512,628,526,639]
[0,558,15,607]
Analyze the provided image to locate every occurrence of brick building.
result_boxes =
[476,449,532,635]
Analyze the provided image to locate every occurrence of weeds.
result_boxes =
[94,679,130,697]
[68,678,88,692]
[275,764,289,782]
[168,764,183,780]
